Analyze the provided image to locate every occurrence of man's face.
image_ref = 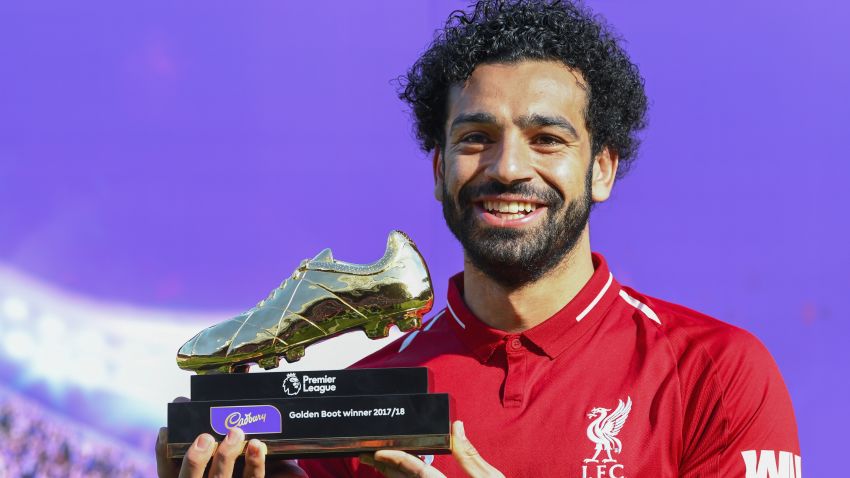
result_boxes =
[435,60,614,288]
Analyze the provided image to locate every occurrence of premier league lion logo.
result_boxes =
[282,373,302,396]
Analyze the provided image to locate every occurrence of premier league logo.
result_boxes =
[282,373,302,396]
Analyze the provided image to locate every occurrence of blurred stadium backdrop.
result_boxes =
[1,1,848,476]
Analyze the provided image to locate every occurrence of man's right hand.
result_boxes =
[155,426,307,478]
[359,421,505,478]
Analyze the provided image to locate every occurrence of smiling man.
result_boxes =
[302,1,800,476]
[158,1,801,477]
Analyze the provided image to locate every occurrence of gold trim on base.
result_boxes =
[167,434,451,459]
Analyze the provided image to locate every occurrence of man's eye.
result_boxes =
[460,133,490,144]
[533,135,564,145]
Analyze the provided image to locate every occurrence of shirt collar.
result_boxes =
[446,253,621,362]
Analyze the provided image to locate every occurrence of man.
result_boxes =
[157,1,801,476]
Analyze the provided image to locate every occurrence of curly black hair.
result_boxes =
[398,0,648,177]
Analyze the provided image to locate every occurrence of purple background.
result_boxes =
[1,1,848,475]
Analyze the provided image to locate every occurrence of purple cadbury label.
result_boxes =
[210,405,282,435]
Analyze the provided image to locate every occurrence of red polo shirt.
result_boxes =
[300,254,800,477]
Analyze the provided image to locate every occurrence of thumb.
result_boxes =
[451,421,504,478]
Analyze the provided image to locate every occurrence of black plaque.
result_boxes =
[167,392,452,459]
[191,367,430,401]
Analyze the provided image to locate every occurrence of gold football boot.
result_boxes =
[176,231,433,374]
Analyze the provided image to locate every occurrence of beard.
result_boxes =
[442,167,592,289]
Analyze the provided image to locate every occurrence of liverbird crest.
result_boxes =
[583,396,632,464]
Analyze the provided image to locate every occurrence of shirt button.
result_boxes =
[509,337,522,350]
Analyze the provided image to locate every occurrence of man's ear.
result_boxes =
[432,147,444,202]
[590,146,619,203]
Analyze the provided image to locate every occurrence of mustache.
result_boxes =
[457,181,564,207]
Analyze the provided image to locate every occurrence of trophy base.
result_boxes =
[167,433,451,459]
[167,392,452,459]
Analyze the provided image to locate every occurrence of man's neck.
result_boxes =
[461,232,595,333]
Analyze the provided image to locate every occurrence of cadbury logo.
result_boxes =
[210,405,282,436]
[225,411,267,429]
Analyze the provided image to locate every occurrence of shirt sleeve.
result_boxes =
[298,456,385,478]
[297,457,352,477]
[678,328,801,477]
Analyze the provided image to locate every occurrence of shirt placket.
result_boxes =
[502,334,527,408]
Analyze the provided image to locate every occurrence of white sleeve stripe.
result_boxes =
[618,289,661,325]
[424,309,445,331]
[398,330,419,353]
[398,310,445,353]
[446,301,466,329]
[576,272,614,322]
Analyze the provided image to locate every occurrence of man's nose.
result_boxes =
[484,133,534,185]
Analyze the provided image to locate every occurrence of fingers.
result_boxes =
[242,439,267,478]
[178,433,217,478]
[245,449,307,478]
[155,427,178,478]
[361,451,443,478]
[451,421,504,478]
[208,427,246,478]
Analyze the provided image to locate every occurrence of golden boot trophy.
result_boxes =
[177,230,434,374]
[167,231,452,459]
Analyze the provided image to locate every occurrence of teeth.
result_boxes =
[483,200,538,214]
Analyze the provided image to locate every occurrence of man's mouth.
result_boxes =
[481,199,538,220]
[474,198,547,226]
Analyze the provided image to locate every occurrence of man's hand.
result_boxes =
[359,421,504,478]
[155,426,306,478]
